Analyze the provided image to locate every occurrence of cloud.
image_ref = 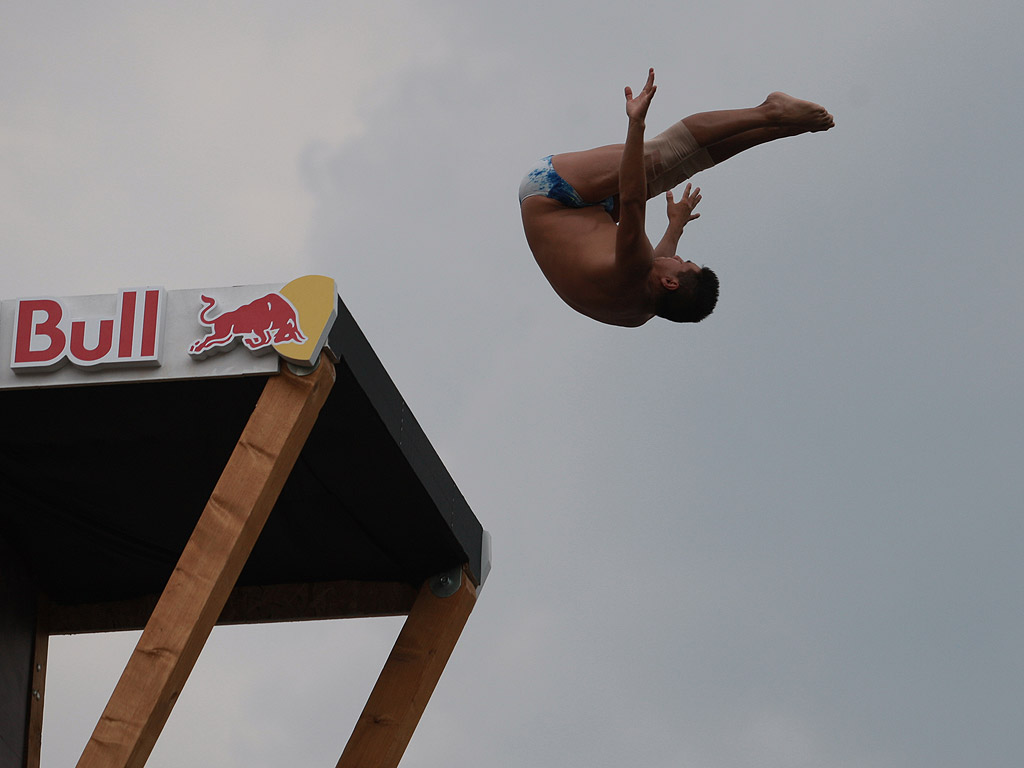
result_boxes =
[0,2,451,296]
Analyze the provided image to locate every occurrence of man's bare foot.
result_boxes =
[764,92,835,132]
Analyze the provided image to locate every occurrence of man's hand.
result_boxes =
[653,183,702,260]
[666,183,702,229]
[625,68,656,124]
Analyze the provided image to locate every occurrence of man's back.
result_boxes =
[520,196,654,327]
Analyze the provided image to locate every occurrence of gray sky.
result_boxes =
[4,1,1023,766]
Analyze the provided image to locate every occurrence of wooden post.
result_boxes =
[76,359,335,768]
[336,567,477,768]
[25,596,48,768]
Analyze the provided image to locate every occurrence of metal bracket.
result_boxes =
[429,566,462,598]
[286,356,321,376]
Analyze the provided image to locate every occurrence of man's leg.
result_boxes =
[702,124,811,165]
[552,92,833,201]
[647,92,833,195]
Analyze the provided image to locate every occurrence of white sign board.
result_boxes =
[0,277,338,390]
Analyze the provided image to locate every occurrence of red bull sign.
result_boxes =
[0,276,338,390]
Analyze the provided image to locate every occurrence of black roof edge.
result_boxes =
[326,297,489,587]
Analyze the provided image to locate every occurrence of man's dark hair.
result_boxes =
[655,266,719,323]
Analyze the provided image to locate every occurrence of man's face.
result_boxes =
[656,255,702,275]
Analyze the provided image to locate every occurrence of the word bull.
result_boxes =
[11,289,164,370]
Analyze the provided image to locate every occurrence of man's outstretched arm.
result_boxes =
[653,183,702,260]
[615,69,656,274]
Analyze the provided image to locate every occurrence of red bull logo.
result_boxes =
[186,276,337,367]
[188,292,307,358]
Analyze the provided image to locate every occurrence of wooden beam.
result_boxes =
[76,358,335,768]
[25,596,48,768]
[336,566,477,768]
[49,580,419,635]
[215,580,417,626]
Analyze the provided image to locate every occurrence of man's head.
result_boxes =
[653,257,719,323]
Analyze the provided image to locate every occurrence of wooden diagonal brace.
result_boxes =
[76,358,335,768]
[336,566,477,768]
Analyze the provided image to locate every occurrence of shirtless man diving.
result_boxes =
[519,68,834,327]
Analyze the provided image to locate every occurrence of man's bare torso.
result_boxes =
[520,196,655,328]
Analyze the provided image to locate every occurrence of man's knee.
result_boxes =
[644,122,715,196]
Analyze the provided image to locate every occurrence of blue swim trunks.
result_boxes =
[518,156,615,214]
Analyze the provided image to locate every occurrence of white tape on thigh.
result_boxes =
[644,121,715,196]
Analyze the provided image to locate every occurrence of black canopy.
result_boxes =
[0,298,487,622]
